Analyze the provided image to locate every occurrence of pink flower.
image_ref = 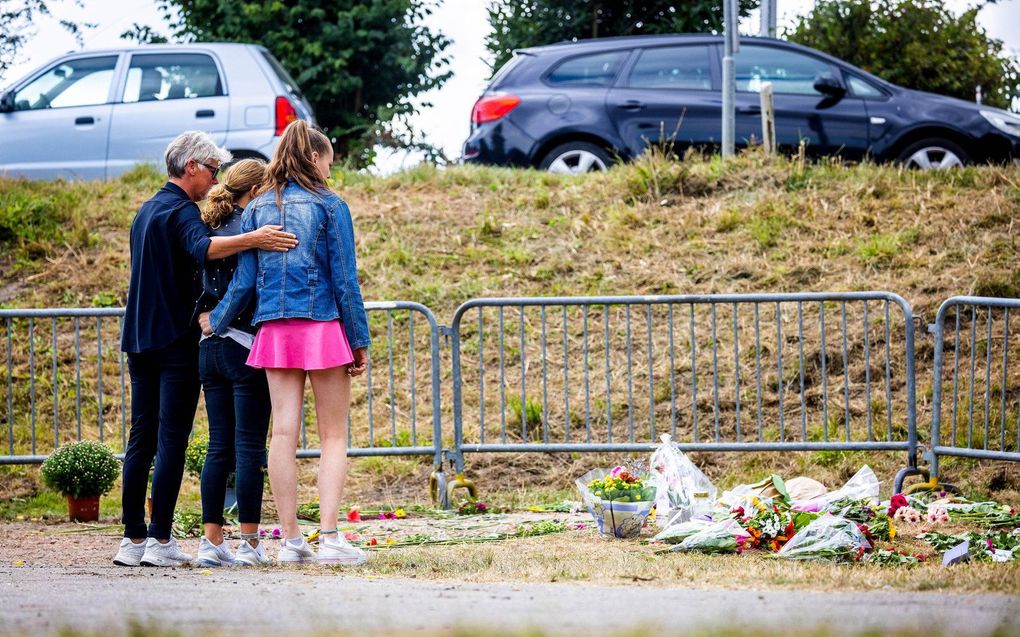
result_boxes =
[343,531,360,542]
[609,466,626,478]
[572,523,587,530]
[271,528,281,538]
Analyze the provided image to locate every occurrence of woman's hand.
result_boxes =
[251,225,298,251]
[198,312,213,336]
[347,348,369,377]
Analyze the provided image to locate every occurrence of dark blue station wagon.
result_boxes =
[462,35,1020,173]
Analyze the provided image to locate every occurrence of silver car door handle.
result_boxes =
[618,100,645,111]
[75,116,95,125]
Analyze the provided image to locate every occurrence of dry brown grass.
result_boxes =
[353,528,1020,595]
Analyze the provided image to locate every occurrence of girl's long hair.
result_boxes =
[202,158,267,228]
[263,119,332,206]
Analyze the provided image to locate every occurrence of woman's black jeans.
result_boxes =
[199,336,271,526]
[122,337,200,540]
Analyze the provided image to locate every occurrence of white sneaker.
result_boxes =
[139,537,193,567]
[113,538,146,567]
[196,537,236,567]
[278,537,316,563]
[318,535,367,565]
[234,540,273,566]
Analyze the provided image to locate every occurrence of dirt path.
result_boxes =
[2,564,1018,636]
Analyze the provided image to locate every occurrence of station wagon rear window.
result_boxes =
[546,51,627,87]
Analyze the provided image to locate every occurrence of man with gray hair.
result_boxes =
[114,131,297,567]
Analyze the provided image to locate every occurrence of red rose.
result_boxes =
[347,508,362,522]
[887,494,908,516]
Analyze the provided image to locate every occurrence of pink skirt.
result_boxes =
[247,318,354,370]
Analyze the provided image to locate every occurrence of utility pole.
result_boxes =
[722,0,739,158]
[760,0,778,37]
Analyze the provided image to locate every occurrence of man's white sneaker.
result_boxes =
[196,537,236,567]
[113,538,146,567]
[234,540,273,566]
[278,537,316,563]
[318,535,367,565]
[139,537,193,567]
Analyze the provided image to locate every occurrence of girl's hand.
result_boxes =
[348,348,369,377]
[198,312,213,336]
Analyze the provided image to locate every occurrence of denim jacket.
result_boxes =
[208,181,371,351]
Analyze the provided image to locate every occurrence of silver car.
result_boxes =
[0,42,316,179]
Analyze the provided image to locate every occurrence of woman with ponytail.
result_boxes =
[200,121,370,565]
[193,159,275,567]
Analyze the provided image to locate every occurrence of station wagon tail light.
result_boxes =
[275,96,298,136]
[471,94,521,124]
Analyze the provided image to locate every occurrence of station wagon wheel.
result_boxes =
[897,137,970,169]
[539,141,612,174]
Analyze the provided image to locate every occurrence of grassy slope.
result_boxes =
[1,151,1019,504]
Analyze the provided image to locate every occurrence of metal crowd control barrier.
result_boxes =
[449,293,920,489]
[926,297,1020,486]
[0,302,443,466]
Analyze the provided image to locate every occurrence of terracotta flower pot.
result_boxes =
[67,495,100,522]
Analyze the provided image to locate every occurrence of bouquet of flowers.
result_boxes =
[668,519,749,555]
[733,497,796,552]
[576,466,657,539]
[777,515,871,562]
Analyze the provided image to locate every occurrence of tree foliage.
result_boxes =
[139,1,451,164]
[486,0,756,71]
[787,0,1020,110]
[0,0,88,82]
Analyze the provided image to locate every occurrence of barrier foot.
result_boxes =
[893,467,928,494]
[446,473,478,507]
[429,467,450,510]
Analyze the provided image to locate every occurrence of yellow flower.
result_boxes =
[395,508,407,518]
[888,519,897,540]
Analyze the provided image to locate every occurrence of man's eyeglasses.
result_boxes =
[198,161,220,178]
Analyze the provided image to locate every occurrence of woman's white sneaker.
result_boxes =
[318,535,367,565]
[113,538,146,567]
[196,537,236,567]
[278,537,316,563]
[139,537,193,567]
[234,540,273,566]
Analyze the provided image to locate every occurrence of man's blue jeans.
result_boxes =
[199,337,271,526]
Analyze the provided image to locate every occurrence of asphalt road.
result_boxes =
[2,565,1018,636]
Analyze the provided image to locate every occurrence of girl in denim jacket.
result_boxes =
[202,120,370,565]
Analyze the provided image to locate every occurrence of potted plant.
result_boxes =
[576,466,657,539]
[41,440,120,522]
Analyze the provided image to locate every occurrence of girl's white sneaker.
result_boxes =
[278,537,316,563]
[139,537,193,567]
[196,537,236,567]
[234,540,273,566]
[318,535,367,565]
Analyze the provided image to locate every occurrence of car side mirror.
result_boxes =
[0,92,14,113]
[813,73,846,98]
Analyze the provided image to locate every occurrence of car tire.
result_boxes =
[897,138,970,169]
[539,141,613,174]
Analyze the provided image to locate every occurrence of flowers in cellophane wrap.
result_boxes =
[736,497,797,552]
[576,466,657,539]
